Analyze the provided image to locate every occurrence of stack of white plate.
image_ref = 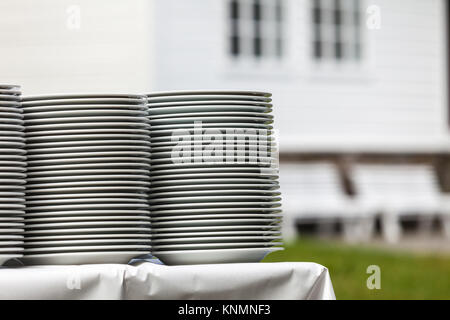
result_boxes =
[20,94,152,265]
[147,90,283,265]
[0,84,25,266]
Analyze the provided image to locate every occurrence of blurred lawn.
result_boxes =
[263,238,450,300]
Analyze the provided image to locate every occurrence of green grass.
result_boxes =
[262,238,450,300]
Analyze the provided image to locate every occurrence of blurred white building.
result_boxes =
[0,0,448,154]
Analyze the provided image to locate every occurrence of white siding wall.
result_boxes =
[0,0,154,95]
[0,0,447,153]
[152,0,449,153]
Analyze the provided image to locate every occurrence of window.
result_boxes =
[228,0,284,60]
[311,0,362,63]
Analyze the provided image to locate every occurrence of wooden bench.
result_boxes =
[350,164,442,243]
[279,162,364,241]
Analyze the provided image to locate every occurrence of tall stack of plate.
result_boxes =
[21,94,152,265]
[0,85,25,266]
[146,90,283,265]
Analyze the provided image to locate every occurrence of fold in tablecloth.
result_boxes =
[0,262,335,300]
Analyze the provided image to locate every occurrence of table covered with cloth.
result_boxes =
[0,261,335,300]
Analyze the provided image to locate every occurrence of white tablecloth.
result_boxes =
[0,261,335,300]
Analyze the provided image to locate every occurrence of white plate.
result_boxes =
[24,245,151,254]
[148,195,281,205]
[21,251,149,265]
[151,207,282,216]
[150,184,279,194]
[24,233,152,241]
[0,123,25,130]
[149,161,278,171]
[0,118,23,126]
[25,128,150,139]
[149,189,280,198]
[152,242,282,251]
[26,145,151,156]
[0,97,20,103]
[0,172,27,179]
[149,116,273,126]
[150,132,273,142]
[0,148,27,156]
[0,112,23,121]
[151,219,280,228]
[27,156,150,167]
[25,186,149,196]
[0,217,25,228]
[25,121,150,131]
[27,176,149,186]
[25,227,151,236]
[0,254,22,266]
[149,173,278,182]
[25,215,150,224]
[150,201,281,211]
[26,198,147,206]
[0,160,26,168]
[27,138,151,150]
[27,135,150,146]
[0,203,25,210]
[0,84,20,89]
[22,104,147,114]
[150,122,273,131]
[26,151,151,161]
[0,186,25,192]
[25,203,150,212]
[27,169,149,180]
[151,141,276,152]
[25,115,149,126]
[150,148,278,159]
[0,216,24,222]
[0,148,27,157]
[0,106,21,114]
[120,167,277,176]
[0,101,20,107]
[150,142,276,153]
[0,247,24,253]
[0,210,25,216]
[26,192,147,200]
[23,93,144,101]
[24,210,149,218]
[0,228,24,234]
[148,104,271,114]
[152,230,282,239]
[24,109,148,119]
[147,94,271,103]
[0,142,26,150]
[0,133,25,141]
[24,220,151,230]
[0,211,24,218]
[150,156,277,166]
[27,175,150,189]
[152,247,282,265]
[151,236,282,244]
[149,178,278,188]
[26,181,150,191]
[150,111,273,120]
[25,238,151,247]
[0,191,24,197]
[26,162,150,173]
[150,197,281,211]
[0,105,22,112]
[147,90,271,98]
[150,127,273,137]
[0,166,27,174]
[151,214,282,222]
[152,225,279,233]
[0,235,23,240]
